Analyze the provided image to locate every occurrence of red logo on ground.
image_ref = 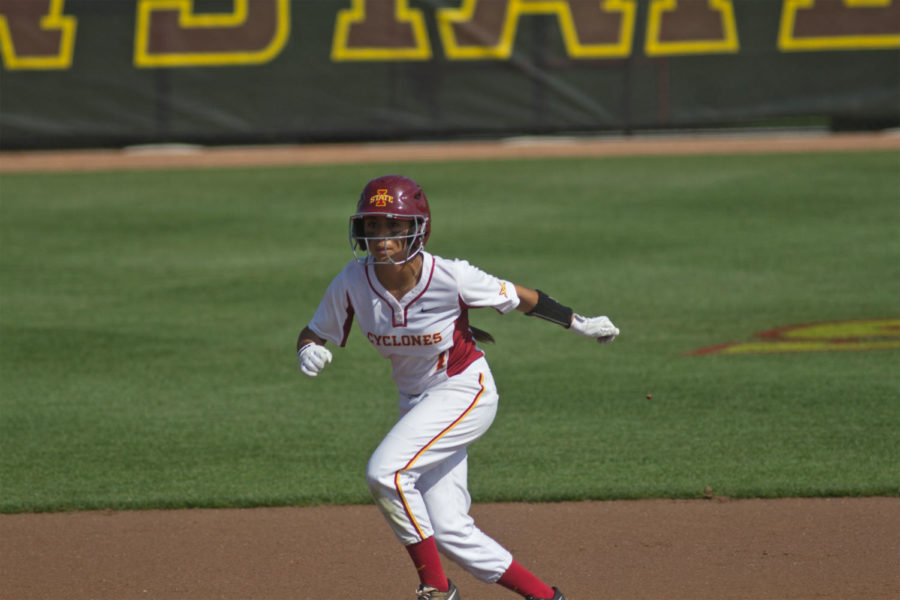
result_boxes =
[689,318,900,355]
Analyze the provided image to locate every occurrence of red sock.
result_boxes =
[405,537,449,590]
[498,559,555,599]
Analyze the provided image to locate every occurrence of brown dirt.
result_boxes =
[1,130,898,174]
[2,499,898,599]
[1,132,899,600]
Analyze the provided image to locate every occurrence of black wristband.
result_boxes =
[525,289,573,328]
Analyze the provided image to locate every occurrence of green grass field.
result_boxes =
[1,151,898,513]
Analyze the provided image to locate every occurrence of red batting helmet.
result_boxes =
[350,175,431,264]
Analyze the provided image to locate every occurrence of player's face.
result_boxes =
[362,216,413,261]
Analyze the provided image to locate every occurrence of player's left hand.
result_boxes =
[570,314,619,344]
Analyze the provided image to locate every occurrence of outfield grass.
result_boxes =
[1,151,898,513]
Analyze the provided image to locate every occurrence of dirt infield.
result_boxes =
[2,498,898,600]
[2,132,899,600]
[1,130,899,174]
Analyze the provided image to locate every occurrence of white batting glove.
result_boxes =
[298,343,333,377]
[570,314,619,344]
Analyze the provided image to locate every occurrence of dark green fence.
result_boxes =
[1,0,898,149]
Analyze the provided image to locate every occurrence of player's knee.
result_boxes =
[366,462,420,501]
[432,517,474,544]
[365,459,393,495]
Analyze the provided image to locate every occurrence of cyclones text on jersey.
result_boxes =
[367,332,443,347]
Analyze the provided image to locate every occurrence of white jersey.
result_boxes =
[308,251,520,395]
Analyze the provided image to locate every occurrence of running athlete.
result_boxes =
[296,175,619,600]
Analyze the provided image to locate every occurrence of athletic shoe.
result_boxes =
[526,587,565,600]
[416,579,460,600]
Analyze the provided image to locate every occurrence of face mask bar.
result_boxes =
[349,214,428,265]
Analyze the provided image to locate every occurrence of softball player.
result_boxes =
[296,175,618,600]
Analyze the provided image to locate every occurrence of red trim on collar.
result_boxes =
[364,255,435,328]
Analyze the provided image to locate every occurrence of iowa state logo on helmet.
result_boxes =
[370,189,394,207]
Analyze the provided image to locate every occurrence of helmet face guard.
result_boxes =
[349,213,429,265]
[349,175,431,265]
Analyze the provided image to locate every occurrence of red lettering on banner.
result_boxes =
[437,0,636,59]
[134,0,290,67]
[332,0,431,60]
[779,0,900,51]
[645,0,739,56]
[0,0,76,69]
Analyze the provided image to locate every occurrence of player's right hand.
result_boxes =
[298,343,333,377]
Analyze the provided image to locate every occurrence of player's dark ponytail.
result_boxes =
[470,325,495,344]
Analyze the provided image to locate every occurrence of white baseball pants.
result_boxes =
[365,357,514,582]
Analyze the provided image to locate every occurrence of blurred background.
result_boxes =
[1,0,898,151]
